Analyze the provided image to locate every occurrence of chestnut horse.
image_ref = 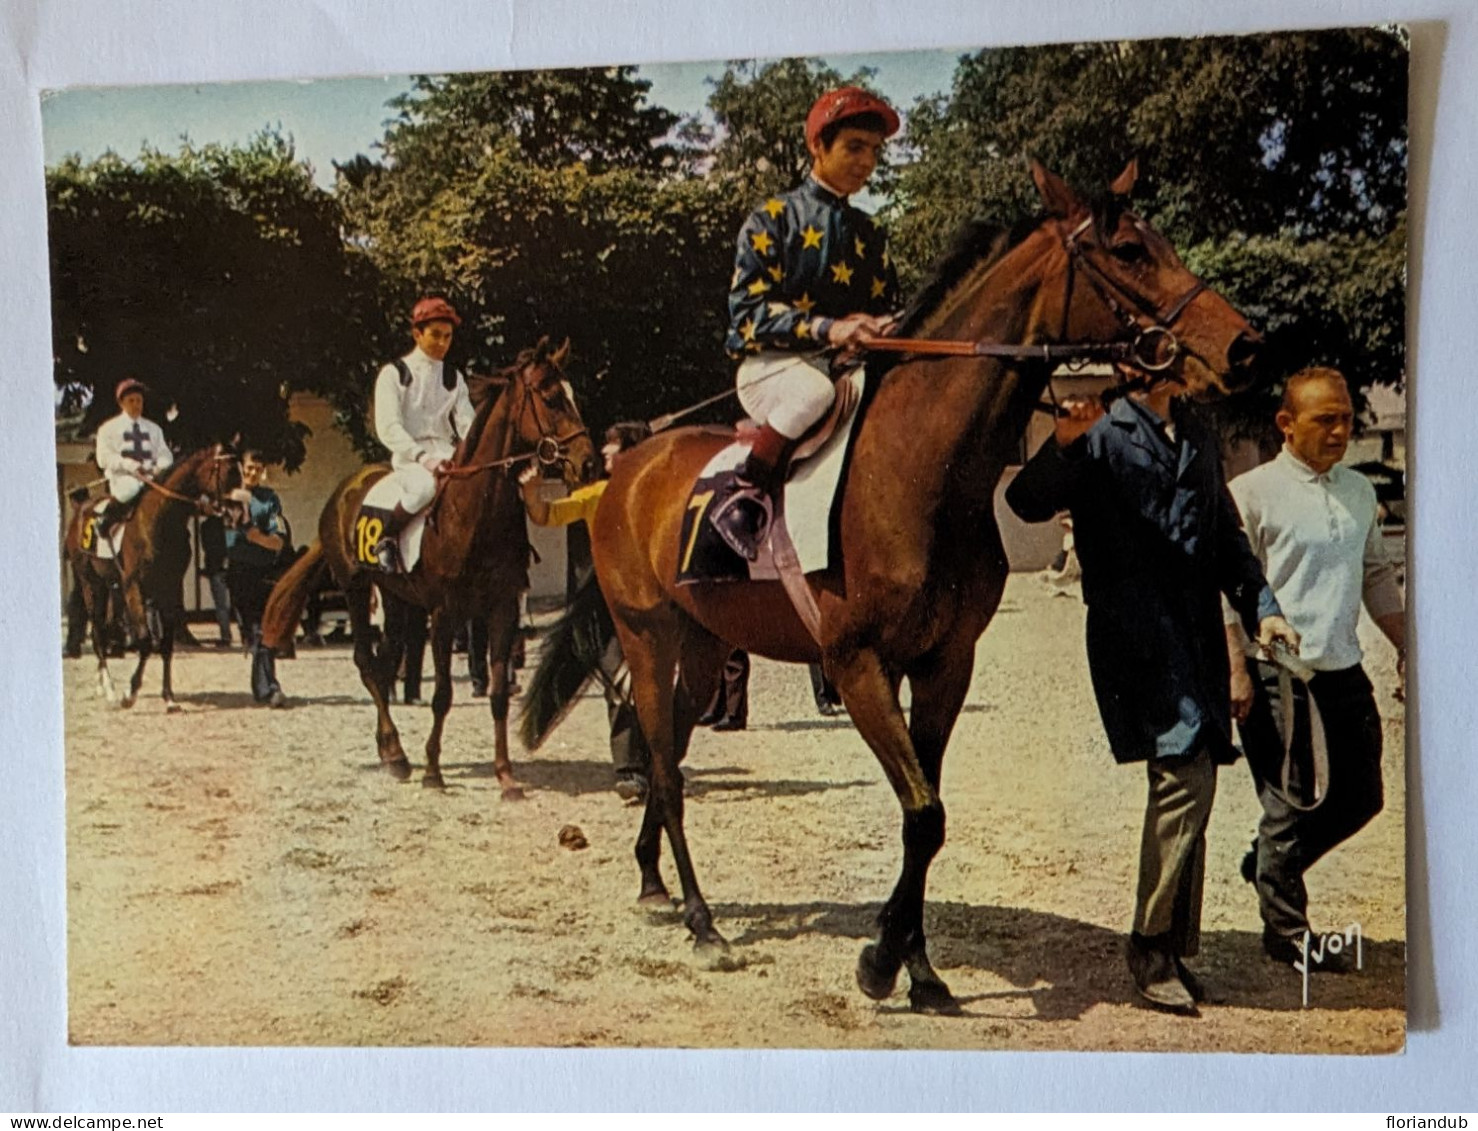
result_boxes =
[261,338,597,797]
[588,161,1262,1013]
[64,445,241,710]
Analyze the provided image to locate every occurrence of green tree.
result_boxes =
[48,132,388,468]
[705,58,895,202]
[887,28,1407,401]
[338,74,743,437]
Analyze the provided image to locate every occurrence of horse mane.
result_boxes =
[893,191,1128,342]
[156,444,217,492]
[454,345,542,464]
[893,214,1042,339]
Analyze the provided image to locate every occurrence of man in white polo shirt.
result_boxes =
[1224,367,1405,968]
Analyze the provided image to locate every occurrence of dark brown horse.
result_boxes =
[261,338,597,797]
[64,445,241,710]
[588,161,1262,1012]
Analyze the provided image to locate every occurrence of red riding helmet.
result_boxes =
[115,377,149,402]
[805,87,900,150]
[411,296,462,328]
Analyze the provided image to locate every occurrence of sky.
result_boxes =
[40,49,964,188]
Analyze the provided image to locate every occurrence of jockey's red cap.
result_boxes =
[411,296,462,328]
[805,87,900,150]
[115,377,148,401]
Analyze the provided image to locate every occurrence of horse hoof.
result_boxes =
[165,701,182,714]
[694,935,741,971]
[422,772,446,790]
[500,785,527,802]
[637,888,673,909]
[382,758,413,782]
[119,696,136,711]
[908,979,962,1016]
[856,943,900,1001]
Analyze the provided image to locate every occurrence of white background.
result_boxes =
[2,0,1474,1113]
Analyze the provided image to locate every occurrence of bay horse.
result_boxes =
[588,161,1263,1013]
[261,338,597,797]
[63,445,241,710]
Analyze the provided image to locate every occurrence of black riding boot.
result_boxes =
[95,497,129,541]
[373,504,414,572]
[709,425,791,562]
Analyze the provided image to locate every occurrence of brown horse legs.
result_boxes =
[622,620,729,955]
[634,629,728,906]
[483,592,525,801]
[421,609,458,790]
[348,579,410,779]
[831,646,961,1014]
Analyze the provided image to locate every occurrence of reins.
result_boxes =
[643,209,1214,433]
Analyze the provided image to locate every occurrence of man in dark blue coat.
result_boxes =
[1007,382,1298,1015]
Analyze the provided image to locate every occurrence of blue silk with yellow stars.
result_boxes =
[725,177,901,359]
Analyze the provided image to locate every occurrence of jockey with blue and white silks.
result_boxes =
[94,376,174,535]
[709,86,903,561]
[370,296,476,570]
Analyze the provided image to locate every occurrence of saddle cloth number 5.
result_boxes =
[80,515,97,551]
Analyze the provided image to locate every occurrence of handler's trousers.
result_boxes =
[1133,747,1216,956]
[1240,661,1384,941]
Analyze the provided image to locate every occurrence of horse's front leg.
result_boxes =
[893,642,979,1015]
[485,593,524,801]
[830,646,958,1015]
[159,608,181,713]
[120,589,152,710]
[421,609,457,790]
[86,575,117,703]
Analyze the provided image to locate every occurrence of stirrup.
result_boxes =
[708,483,773,562]
[373,536,403,573]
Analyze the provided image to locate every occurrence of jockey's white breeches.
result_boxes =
[107,473,144,505]
[736,352,835,440]
[381,462,438,513]
[383,441,456,512]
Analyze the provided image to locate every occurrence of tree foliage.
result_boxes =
[48,132,387,468]
[887,28,1408,400]
[705,58,890,201]
[47,30,1409,469]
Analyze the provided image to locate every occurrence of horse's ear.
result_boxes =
[1109,158,1139,198]
[551,337,571,367]
[1029,158,1078,218]
[534,334,551,360]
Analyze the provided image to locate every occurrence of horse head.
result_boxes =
[505,336,598,486]
[156,442,243,516]
[1029,158,1261,399]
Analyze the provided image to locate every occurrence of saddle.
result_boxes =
[78,497,135,560]
[676,366,867,632]
[353,474,430,574]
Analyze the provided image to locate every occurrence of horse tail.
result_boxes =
[518,572,618,750]
[261,540,328,654]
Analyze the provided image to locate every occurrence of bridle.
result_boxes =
[861,208,1213,407]
[639,207,1219,434]
[136,448,240,514]
[436,355,590,481]
[1055,212,1208,383]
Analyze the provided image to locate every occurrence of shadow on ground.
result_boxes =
[710,898,1405,1020]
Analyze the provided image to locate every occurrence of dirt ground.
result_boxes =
[64,575,1405,1052]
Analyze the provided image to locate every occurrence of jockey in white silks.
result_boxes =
[370,296,476,571]
[94,376,174,536]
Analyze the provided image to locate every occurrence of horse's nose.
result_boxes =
[1226,330,1262,389]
